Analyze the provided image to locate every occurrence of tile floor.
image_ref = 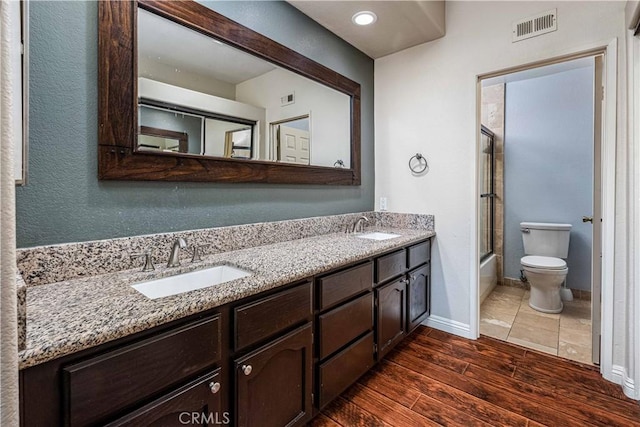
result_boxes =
[480,285,593,364]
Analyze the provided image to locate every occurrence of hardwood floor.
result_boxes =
[310,326,640,427]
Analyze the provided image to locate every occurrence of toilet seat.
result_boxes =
[521,255,567,270]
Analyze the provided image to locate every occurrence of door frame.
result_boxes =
[592,55,604,365]
[472,39,617,380]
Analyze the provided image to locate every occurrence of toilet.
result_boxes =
[520,222,571,314]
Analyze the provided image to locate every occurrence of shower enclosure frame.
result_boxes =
[480,125,495,263]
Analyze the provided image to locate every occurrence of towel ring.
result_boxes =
[409,153,428,174]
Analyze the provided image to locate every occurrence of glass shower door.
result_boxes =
[480,126,495,261]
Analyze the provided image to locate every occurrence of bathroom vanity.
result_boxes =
[17,213,434,426]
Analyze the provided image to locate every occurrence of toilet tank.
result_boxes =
[520,222,572,258]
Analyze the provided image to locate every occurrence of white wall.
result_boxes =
[375,1,626,346]
[236,69,351,167]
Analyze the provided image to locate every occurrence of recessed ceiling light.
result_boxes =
[352,11,377,26]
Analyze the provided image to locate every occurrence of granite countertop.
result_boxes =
[19,227,434,369]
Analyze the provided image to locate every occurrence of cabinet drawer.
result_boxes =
[375,249,406,284]
[63,315,221,427]
[318,262,373,311]
[318,292,373,359]
[408,240,431,270]
[318,331,375,409]
[107,369,224,427]
[234,281,312,351]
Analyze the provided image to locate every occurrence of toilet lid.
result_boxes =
[521,255,567,270]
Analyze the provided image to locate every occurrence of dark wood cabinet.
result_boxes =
[376,278,407,359]
[62,315,222,427]
[408,240,431,270]
[317,261,372,310]
[405,239,431,333]
[318,292,373,359]
[315,263,375,410]
[234,281,312,352]
[235,323,313,427]
[106,369,225,426]
[317,332,375,408]
[375,249,407,284]
[407,264,431,332]
[20,237,432,427]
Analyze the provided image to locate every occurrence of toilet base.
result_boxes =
[529,300,563,314]
[522,266,567,314]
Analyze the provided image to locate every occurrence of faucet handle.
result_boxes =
[130,251,155,272]
[191,244,211,263]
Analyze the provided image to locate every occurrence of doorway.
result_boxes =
[269,115,311,165]
[477,55,603,365]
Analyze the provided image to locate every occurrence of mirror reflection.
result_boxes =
[137,7,351,168]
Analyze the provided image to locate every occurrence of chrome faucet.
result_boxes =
[351,216,369,234]
[167,237,187,267]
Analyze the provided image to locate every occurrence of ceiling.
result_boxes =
[138,8,275,85]
[287,1,446,59]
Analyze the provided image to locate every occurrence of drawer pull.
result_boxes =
[242,364,253,376]
[209,381,221,394]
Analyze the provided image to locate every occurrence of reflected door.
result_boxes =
[278,125,310,165]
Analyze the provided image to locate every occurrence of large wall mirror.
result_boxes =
[98,0,361,185]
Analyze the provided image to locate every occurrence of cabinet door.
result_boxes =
[376,278,406,359]
[235,323,313,427]
[407,264,431,332]
[107,369,225,427]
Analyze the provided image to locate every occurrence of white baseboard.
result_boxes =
[610,365,639,400]
[423,315,474,339]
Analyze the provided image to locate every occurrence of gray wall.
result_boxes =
[16,1,374,248]
[504,66,593,291]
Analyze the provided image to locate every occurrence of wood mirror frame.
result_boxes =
[98,0,361,185]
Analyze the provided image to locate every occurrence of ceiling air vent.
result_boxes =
[512,9,557,42]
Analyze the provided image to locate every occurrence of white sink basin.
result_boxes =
[356,232,401,241]
[131,265,251,299]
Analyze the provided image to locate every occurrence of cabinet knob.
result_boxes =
[410,275,416,281]
[209,381,221,394]
[242,364,252,376]
[399,278,409,285]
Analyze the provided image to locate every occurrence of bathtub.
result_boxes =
[480,254,498,304]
